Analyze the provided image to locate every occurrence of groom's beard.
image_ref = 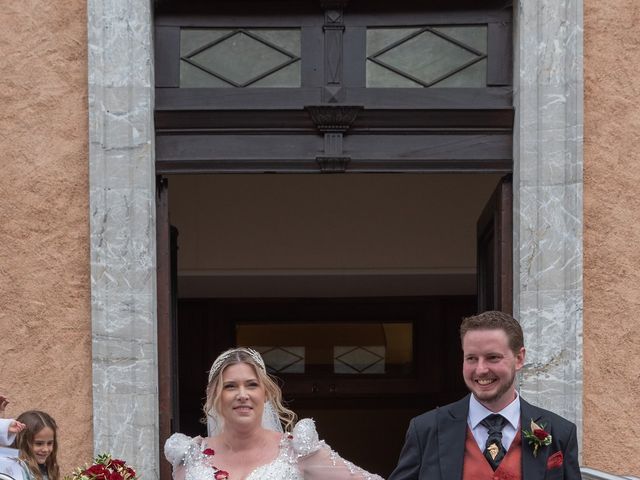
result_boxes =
[469,369,517,407]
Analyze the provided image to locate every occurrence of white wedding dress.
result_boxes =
[164,419,383,480]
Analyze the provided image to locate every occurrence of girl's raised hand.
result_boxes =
[9,420,26,434]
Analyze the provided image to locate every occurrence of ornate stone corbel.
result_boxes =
[305,105,361,131]
[305,105,362,172]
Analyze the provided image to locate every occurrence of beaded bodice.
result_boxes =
[164,418,383,480]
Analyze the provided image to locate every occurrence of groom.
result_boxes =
[389,311,581,480]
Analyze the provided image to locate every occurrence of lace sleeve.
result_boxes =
[164,433,202,480]
[164,433,193,468]
[291,419,384,480]
[0,419,17,447]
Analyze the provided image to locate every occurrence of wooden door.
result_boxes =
[157,177,180,480]
[476,175,513,313]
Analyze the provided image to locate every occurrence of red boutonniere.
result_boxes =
[523,420,552,457]
[203,448,215,456]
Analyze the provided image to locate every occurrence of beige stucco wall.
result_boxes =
[584,0,640,475]
[0,0,92,475]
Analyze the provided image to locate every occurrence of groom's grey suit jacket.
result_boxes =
[388,395,581,480]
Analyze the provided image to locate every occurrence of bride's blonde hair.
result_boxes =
[203,347,297,433]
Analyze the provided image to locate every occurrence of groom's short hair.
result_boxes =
[460,310,524,353]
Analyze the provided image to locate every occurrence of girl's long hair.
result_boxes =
[14,411,60,480]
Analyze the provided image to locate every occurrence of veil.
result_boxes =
[207,400,284,437]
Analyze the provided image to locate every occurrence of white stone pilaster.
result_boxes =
[88,0,158,478]
[513,0,584,441]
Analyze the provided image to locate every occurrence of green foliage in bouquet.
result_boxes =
[64,454,138,480]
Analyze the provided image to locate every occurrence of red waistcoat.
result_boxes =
[462,427,522,480]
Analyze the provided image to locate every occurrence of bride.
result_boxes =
[165,347,384,480]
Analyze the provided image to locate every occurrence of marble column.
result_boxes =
[88,0,158,478]
[513,0,584,440]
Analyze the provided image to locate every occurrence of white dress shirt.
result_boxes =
[467,393,521,452]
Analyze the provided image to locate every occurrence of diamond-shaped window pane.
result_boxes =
[191,32,290,85]
[180,28,301,88]
[254,346,305,374]
[334,346,386,374]
[377,31,478,85]
[367,26,488,88]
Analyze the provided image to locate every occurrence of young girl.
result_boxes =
[12,411,60,480]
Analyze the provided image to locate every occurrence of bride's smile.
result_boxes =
[220,363,265,425]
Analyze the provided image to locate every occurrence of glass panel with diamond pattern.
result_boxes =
[180,28,301,88]
[253,346,306,374]
[366,25,487,88]
[236,322,413,375]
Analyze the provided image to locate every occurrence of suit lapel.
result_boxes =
[520,399,550,480]
[438,395,469,480]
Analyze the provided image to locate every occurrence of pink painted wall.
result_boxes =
[583,0,640,475]
[0,0,92,474]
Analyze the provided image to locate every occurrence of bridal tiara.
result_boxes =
[208,347,266,382]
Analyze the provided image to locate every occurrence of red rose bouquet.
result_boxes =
[65,454,138,480]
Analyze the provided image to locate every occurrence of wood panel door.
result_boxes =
[476,174,513,313]
[157,177,180,480]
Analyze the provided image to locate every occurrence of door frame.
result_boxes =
[155,172,514,480]
[87,1,583,478]
[477,175,513,313]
